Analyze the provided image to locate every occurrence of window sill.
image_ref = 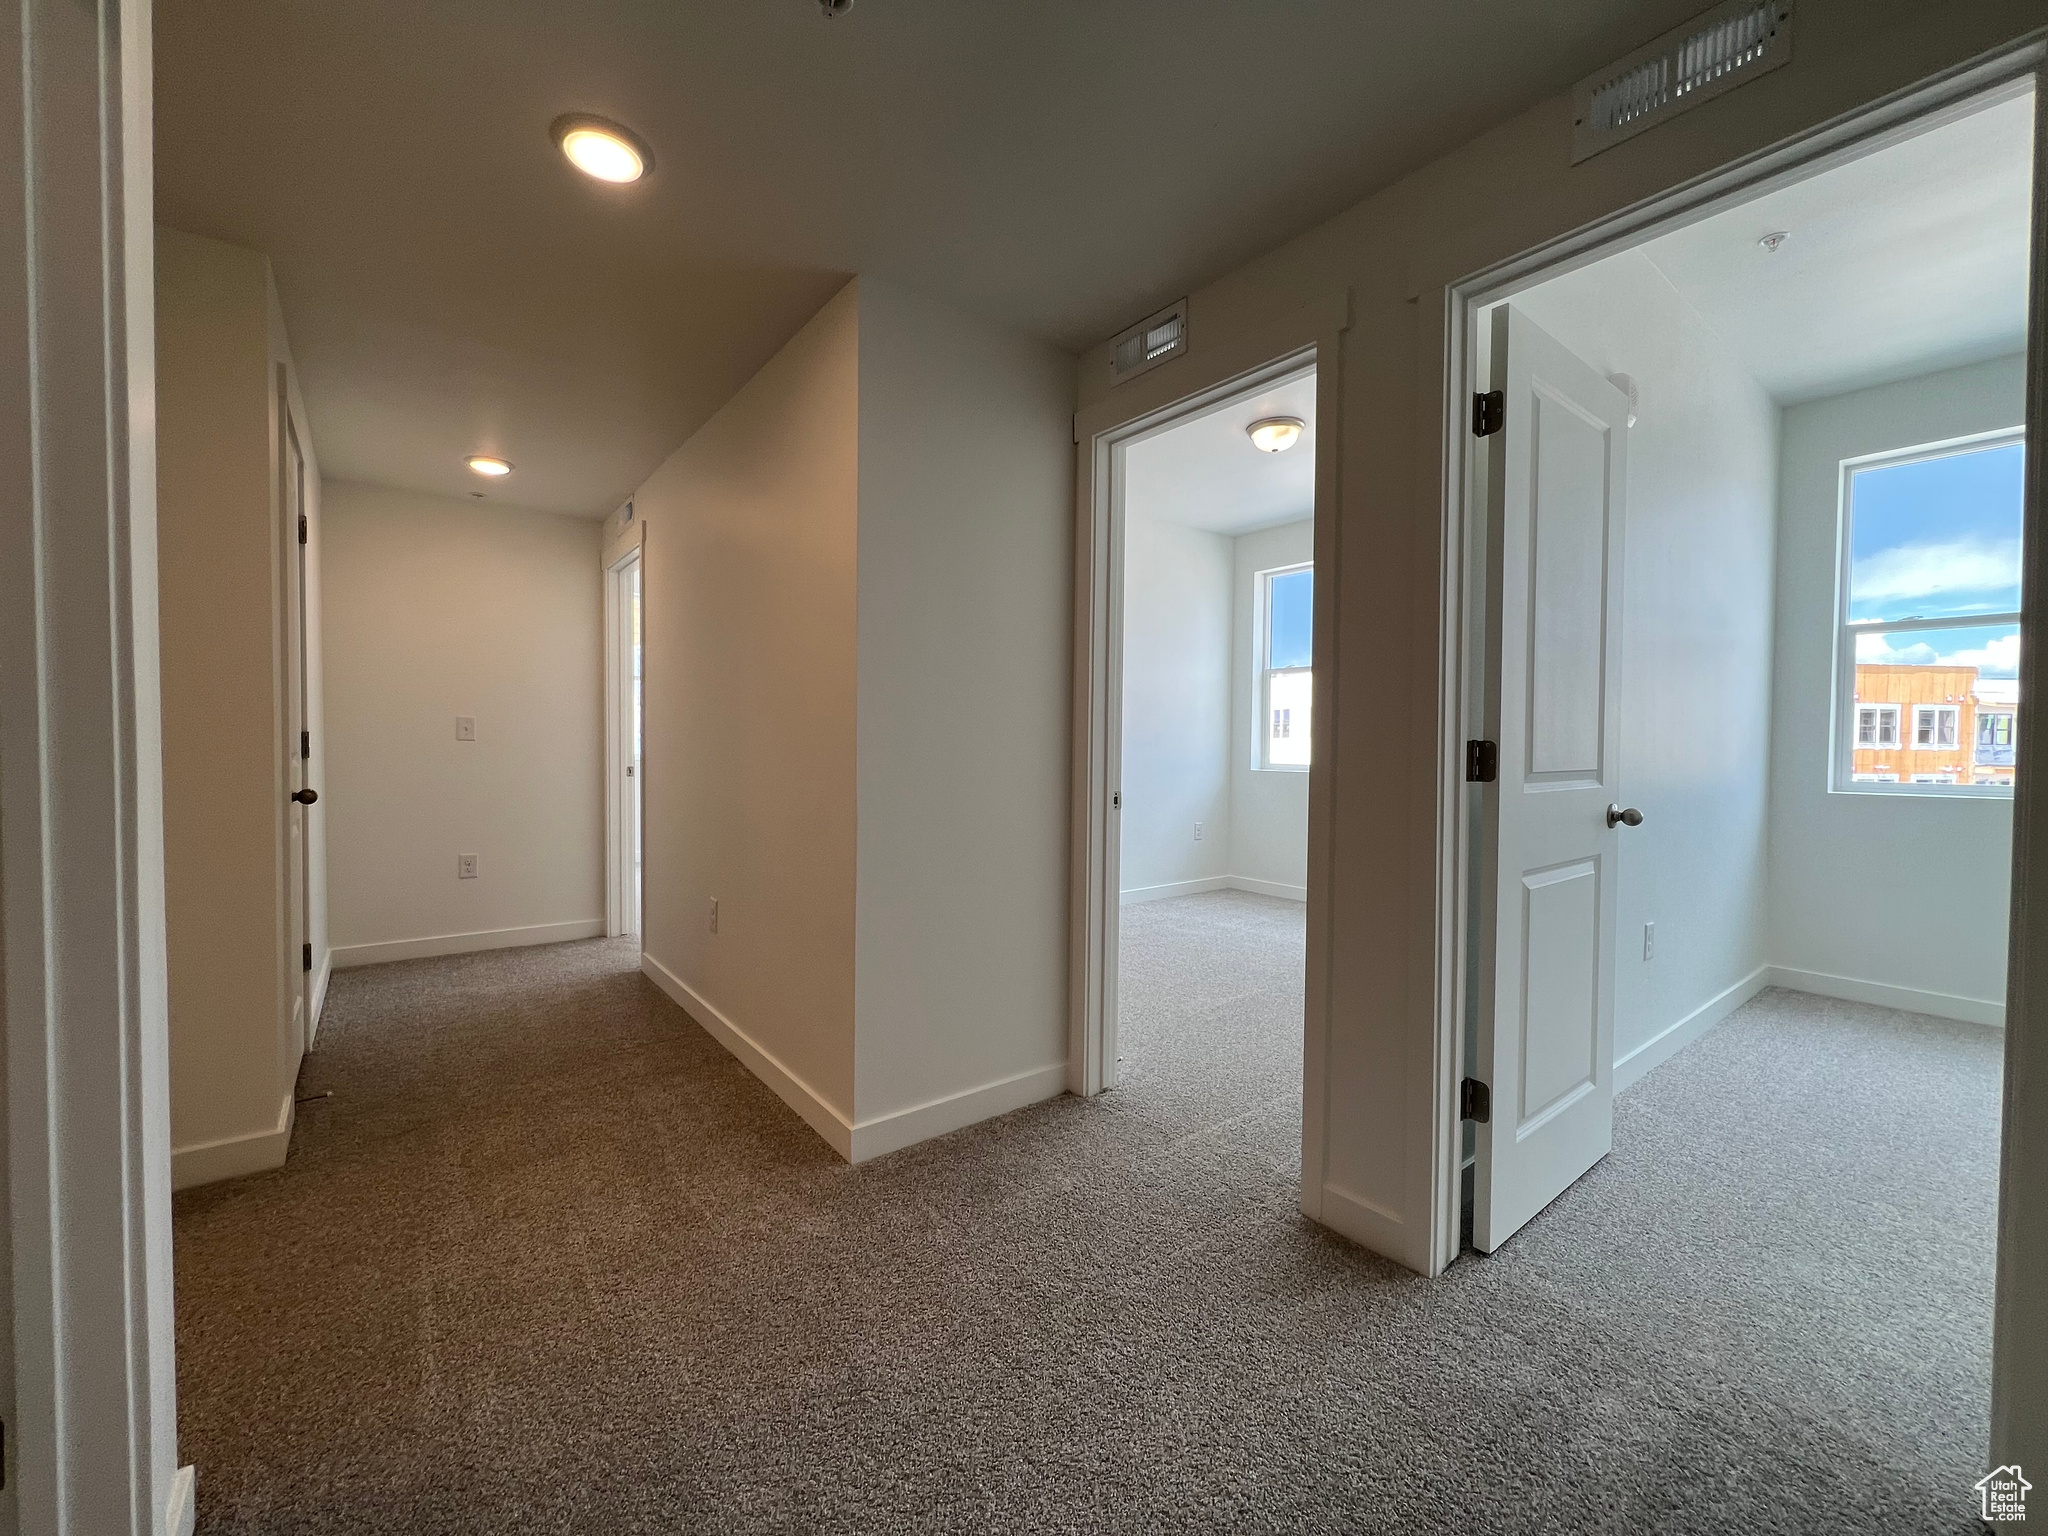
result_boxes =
[1829,781,2014,801]
[1255,763,1310,775]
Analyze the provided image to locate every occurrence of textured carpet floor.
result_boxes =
[174,891,2002,1533]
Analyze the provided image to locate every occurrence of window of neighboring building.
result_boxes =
[1856,704,1899,748]
[1835,432,2024,797]
[1258,563,1312,770]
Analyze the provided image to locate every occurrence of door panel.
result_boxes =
[1474,305,1630,1254]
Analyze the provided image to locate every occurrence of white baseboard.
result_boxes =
[640,952,856,1158]
[330,918,606,970]
[1121,875,1231,905]
[1615,964,1770,1095]
[640,953,1069,1164]
[1120,874,1308,905]
[1227,875,1307,902]
[1766,965,2004,1029]
[850,1062,1067,1162]
[165,1465,196,1536]
[172,1089,294,1191]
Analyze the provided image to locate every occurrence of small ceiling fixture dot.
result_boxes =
[1246,417,1304,454]
[1758,230,1790,253]
[818,0,854,14]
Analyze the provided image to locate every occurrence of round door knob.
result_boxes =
[291,788,319,806]
[1606,803,1642,828]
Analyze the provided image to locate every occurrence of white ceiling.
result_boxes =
[155,0,1722,517]
[1124,373,1317,536]
[1637,92,2035,404]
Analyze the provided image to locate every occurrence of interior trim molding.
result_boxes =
[171,1090,295,1192]
[1120,875,1231,905]
[1119,874,1309,905]
[330,918,605,970]
[850,1062,1068,1163]
[165,1466,196,1536]
[641,954,1070,1164]
[1615,964,1771,1095]
[1768,964,2005,1029]
[1227,875,1308,903]
[640,953,855,1158]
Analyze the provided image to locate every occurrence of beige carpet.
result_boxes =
[173,891,2002,1533]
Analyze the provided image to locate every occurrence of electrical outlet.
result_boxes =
[455,715,476,741]
[708,897,719,934]
[458,854,479,880]
[1643,921,1655,961]
[1194,821,1204,842]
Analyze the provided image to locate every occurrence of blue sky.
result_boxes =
[1849,441,2024,678]
[1269,569,1312,668]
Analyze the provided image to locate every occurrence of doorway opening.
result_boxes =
[1441,67,2036,1501]
[1091,360,1319,1131]
[606,546,643,940]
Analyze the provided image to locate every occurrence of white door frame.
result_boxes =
[604,540,644,940]
[0,0,193,1531]
[1068,289,1347,1219]
[1433,33,2047,1469]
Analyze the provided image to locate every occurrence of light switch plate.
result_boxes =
[455,716,476,741]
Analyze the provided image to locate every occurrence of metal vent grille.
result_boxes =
[1107,299,1188,384]
[1572,0,1792,164]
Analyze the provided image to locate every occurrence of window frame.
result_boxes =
[1255,560,1313,773]
[1830,427,2025,800]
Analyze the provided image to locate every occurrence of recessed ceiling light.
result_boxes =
[1759,230,1790,253]
[467,456,513,477]
[1246,417,1304,454]
[549,114,652,184]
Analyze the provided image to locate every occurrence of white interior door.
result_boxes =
[1473,304,1631,1253]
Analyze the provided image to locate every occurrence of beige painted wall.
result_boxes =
[157,227,321,1184]
[852,277,1073,1128]
[1071,1,2043,1287]
[634,282,863,1123]
[321,482,604,961]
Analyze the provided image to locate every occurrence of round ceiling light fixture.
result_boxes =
[550,114,653,184]
[466,455,514,477]
[1246,417,1305,454]
[1758,230,1790,253]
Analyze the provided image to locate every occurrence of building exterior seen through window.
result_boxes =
[1840,435,2023,793]
[1260,563,1312,770]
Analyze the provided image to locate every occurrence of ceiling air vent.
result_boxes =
[1107,299,1188,385]
[1571,0,1793,165]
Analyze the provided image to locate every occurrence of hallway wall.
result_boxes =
[157,227,325,1189]
[633,282,863,1129]
[322,482,605,965]
[631,277,1072,1157]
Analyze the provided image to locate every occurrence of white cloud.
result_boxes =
[1851,537,2021,606]
[1857,630,2020,678]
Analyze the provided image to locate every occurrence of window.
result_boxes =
[1258,563,1312,770]
[1912,705,1958,749]
[1856,704,1899,748]
[1836,433,2024,796]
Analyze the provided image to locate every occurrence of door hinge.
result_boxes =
[1465,739,1498,783]
[300,729,310,760]
[298,512,308,544]
[1460,1077,1491,1123]
[302,942,312,973]
[1472,390,1504,437]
